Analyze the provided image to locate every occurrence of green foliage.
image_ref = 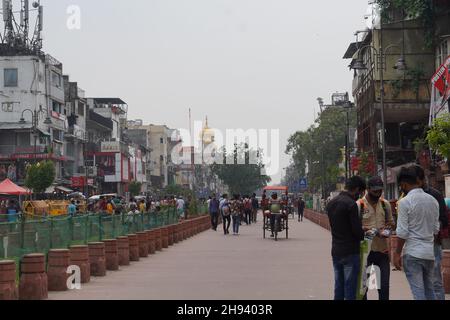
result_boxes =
[25,161,55,194]
[211,144,271,195]
[128,181,142,197]
[426,113,450,159]
[162,184,194,198]
[406,65,425,97]
[389,79,405,98]
[376,0,436,47]
[286,107,356,194]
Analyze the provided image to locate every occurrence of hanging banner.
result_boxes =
[431,55,450,102]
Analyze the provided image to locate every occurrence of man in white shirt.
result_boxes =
[393,166,440,300]
[176,197,185,219]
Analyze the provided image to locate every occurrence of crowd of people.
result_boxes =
[327,164,449,300]
[87,195,191,220]
[207,192,306,237]
[207,193,259,235]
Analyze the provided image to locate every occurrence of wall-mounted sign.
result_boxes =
[101,141,120,153]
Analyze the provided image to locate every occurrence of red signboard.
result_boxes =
[432,55,450,102]
[71,177,86,187]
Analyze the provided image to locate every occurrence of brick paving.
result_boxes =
[48,213,448,300]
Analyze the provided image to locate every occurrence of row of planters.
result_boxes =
[304,209,450,294]
[0,215,212,300]
[0,208,179,264]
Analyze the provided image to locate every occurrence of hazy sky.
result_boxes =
[36,0,368,183]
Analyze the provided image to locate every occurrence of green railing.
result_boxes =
[0,207,179,262]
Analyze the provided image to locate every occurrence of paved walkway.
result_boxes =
[49,213,444,300]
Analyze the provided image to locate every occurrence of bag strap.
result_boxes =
[381,200,389,225]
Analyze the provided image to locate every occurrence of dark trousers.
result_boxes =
[222,214,231,234]
[210,212,219,230]
[244,209,252,225]
[252,208,258,222]
[332,254,360,300]
[363,251,390,300]
[270,214,282,234]
[298,208,304,221]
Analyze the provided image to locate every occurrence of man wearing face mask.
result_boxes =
[357,176,395,300]
[327,176,366,300]
[394,166,440,300]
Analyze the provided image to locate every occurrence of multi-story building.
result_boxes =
[63,76,88,191]
[127,122,171,190]
[0,47,68,185]
[84,98,130,195]
[343,8,438,198]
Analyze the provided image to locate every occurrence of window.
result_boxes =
[78,102,85,116]
[438,39,448,66]
[1,102,16,112]
[52,71,61,88]
[4,69,18,87]
[160,137,164,144]
[52,100,62,113]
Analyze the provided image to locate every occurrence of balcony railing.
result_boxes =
[0,145,46,156]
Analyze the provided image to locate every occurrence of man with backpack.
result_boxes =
[220,194,231,235]
[243,195,253,225]
[357,176,395,300]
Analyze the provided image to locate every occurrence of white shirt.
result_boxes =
[396,188,440,260]
[177,199,185,210]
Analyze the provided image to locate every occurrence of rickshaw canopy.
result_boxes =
[263,186,288,193]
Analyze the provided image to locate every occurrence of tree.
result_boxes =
[211,144,271,195]
[286,107,357,196]
[25,161,55,194]
[427,113,450,163]
[128,181,142,197]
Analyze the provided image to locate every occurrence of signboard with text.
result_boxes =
[101,141,121,153]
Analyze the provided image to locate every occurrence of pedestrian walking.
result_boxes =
[393,166,440,300]
[251,193,259,223]
[220,194,231,235]
[231,195,242,235]
[411,164,448,300]
[68,199,77,217]
[327,176,366,300]
[176,196,186,219]
[243,195,252,225]
[298,197,305,222]
[209,194,220,231]
[358,176,395,300]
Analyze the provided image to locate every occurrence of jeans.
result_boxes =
[363,251,390,300]
[210,212,219,230]
[403,254,436,300]
[244,210,252,225]
[222,214,231,234]
[433,244,445,301]
[332,254,360,300]
[232,215,241,234]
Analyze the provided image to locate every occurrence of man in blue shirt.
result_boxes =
[68,200,77,217]
[209,194,220,231]
[7,200,19,223]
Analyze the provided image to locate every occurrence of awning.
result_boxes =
[0,179,31,195]
[55,186,73,193]
[45,185,73,193]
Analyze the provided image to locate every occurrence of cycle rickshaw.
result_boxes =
[262,186,289,241]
